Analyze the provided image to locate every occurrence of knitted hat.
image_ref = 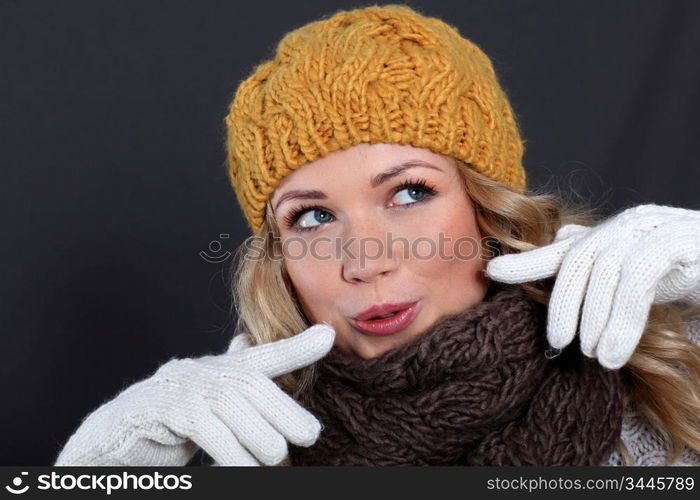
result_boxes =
[225,4,526,232]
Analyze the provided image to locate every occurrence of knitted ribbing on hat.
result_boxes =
[288,287,624,466]
[225,4,526,231]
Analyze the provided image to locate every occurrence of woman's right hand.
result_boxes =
[54,323,335,466]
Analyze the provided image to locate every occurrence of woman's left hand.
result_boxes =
[486,204,700,369]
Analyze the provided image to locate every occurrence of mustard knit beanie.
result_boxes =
[225,4,526,232]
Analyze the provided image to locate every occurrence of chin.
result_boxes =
[354,344,390,359]
[346,329,421,359]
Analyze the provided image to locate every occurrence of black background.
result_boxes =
[1,0,699,465]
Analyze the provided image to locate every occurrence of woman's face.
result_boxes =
[270,143,489,359]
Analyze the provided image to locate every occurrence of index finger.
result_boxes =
[486,236,577,284]
[234,323,335,378]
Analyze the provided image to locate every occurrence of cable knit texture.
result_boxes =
[289,287,624,466]
[225,4,526,231]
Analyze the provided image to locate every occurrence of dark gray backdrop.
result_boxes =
[1,0,699,465]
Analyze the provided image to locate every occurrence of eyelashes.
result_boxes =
[282,177,438,233]
[393,177,437,206]
[282,202,327,231]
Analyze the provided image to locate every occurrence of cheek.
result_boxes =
[283,251,337,323]
[407,193,482,257]
[441,213,484,264]
[406,199,487,287]
[409,232,485,282]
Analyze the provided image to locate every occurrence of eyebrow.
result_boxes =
[273,159,444,211]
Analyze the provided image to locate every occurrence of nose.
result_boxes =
[341,217,400,284]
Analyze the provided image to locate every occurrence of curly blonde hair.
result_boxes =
[229,156,700,465]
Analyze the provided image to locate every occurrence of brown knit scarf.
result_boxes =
[288,286,623,466]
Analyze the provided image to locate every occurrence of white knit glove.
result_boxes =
[54,323,335,466]
[486,204,700,369]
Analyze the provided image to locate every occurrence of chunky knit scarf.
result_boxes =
[289,287,624,466]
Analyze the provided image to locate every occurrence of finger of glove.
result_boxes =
[545,208,662,351]
[655,264,700,304]
[578,238,628,358]
[486,237,577,284]
[554,224,590,242]
[546,228,608,350]
[228,333,253,354]
[158,361,319,448]
[209,389,288,465]
[596,222,698,368]
[186,410,260,466]
[652,220,700,303]
[596,286,655,370]
[234,323,335,379]
[228,369,321,447]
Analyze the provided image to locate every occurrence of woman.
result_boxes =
[55,4,700,466]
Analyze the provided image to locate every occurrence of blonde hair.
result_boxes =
[230,156,700,465]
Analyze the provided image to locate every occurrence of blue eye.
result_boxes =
[391,177,437,208]
[393,185,429,205]
[283,204,334,233]
[296,208,333,230]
